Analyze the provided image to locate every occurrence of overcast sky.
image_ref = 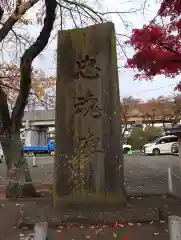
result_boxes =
[22,0,181,100]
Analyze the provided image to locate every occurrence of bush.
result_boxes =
[128,126,162,150]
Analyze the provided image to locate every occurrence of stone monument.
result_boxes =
[54,22,125,213]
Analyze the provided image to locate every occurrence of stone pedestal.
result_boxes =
[54,22,125,213]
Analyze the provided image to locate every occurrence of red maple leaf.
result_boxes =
[125,0,181,91]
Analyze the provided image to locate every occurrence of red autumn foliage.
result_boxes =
[125,0,181,91]
[158,0,181,19]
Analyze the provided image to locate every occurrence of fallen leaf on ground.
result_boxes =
[128,222,134,226]
[57,225,64,229]
[113,232,118,238]
[90,226,95,229]
[95,228,103,235]
[126,203,132,207]
[22,226,29,230]
[25,234,34,240]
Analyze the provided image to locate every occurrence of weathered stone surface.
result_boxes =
[54,22,125,209]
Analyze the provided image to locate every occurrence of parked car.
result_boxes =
[123,144,131,154]
[171,142,179,155]
[142,135,178,155]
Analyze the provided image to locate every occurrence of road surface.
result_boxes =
[0,155,181,194]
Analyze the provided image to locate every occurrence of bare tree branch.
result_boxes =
[0,80,54,109]
[0,0,147,112]
[11,0,57,127]
[15,0,23,13]
[0,0,39,43]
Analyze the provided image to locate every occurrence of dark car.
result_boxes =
[171,142,179,155]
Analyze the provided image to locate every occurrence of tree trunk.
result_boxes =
[1,131,37,198]
[0,0,57,199]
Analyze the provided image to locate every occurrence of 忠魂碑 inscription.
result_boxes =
[74,129,103,157]
[75,54,101,79]
[74,90,102,118]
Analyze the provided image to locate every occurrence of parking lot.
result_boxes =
[0,154,180,194]
[124,154,181,194]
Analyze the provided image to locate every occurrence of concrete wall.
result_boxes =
[23,124,48,146]
[23,110,55,122]
[38,128,47,145]
[25,126,39,146]
[22,109,180,125]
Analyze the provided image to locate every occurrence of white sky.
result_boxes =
[9,0,181,100]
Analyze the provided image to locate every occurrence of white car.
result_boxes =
[123,144,131,154]
[142,135,178,155]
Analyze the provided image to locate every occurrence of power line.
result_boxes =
[122,83,176,95]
